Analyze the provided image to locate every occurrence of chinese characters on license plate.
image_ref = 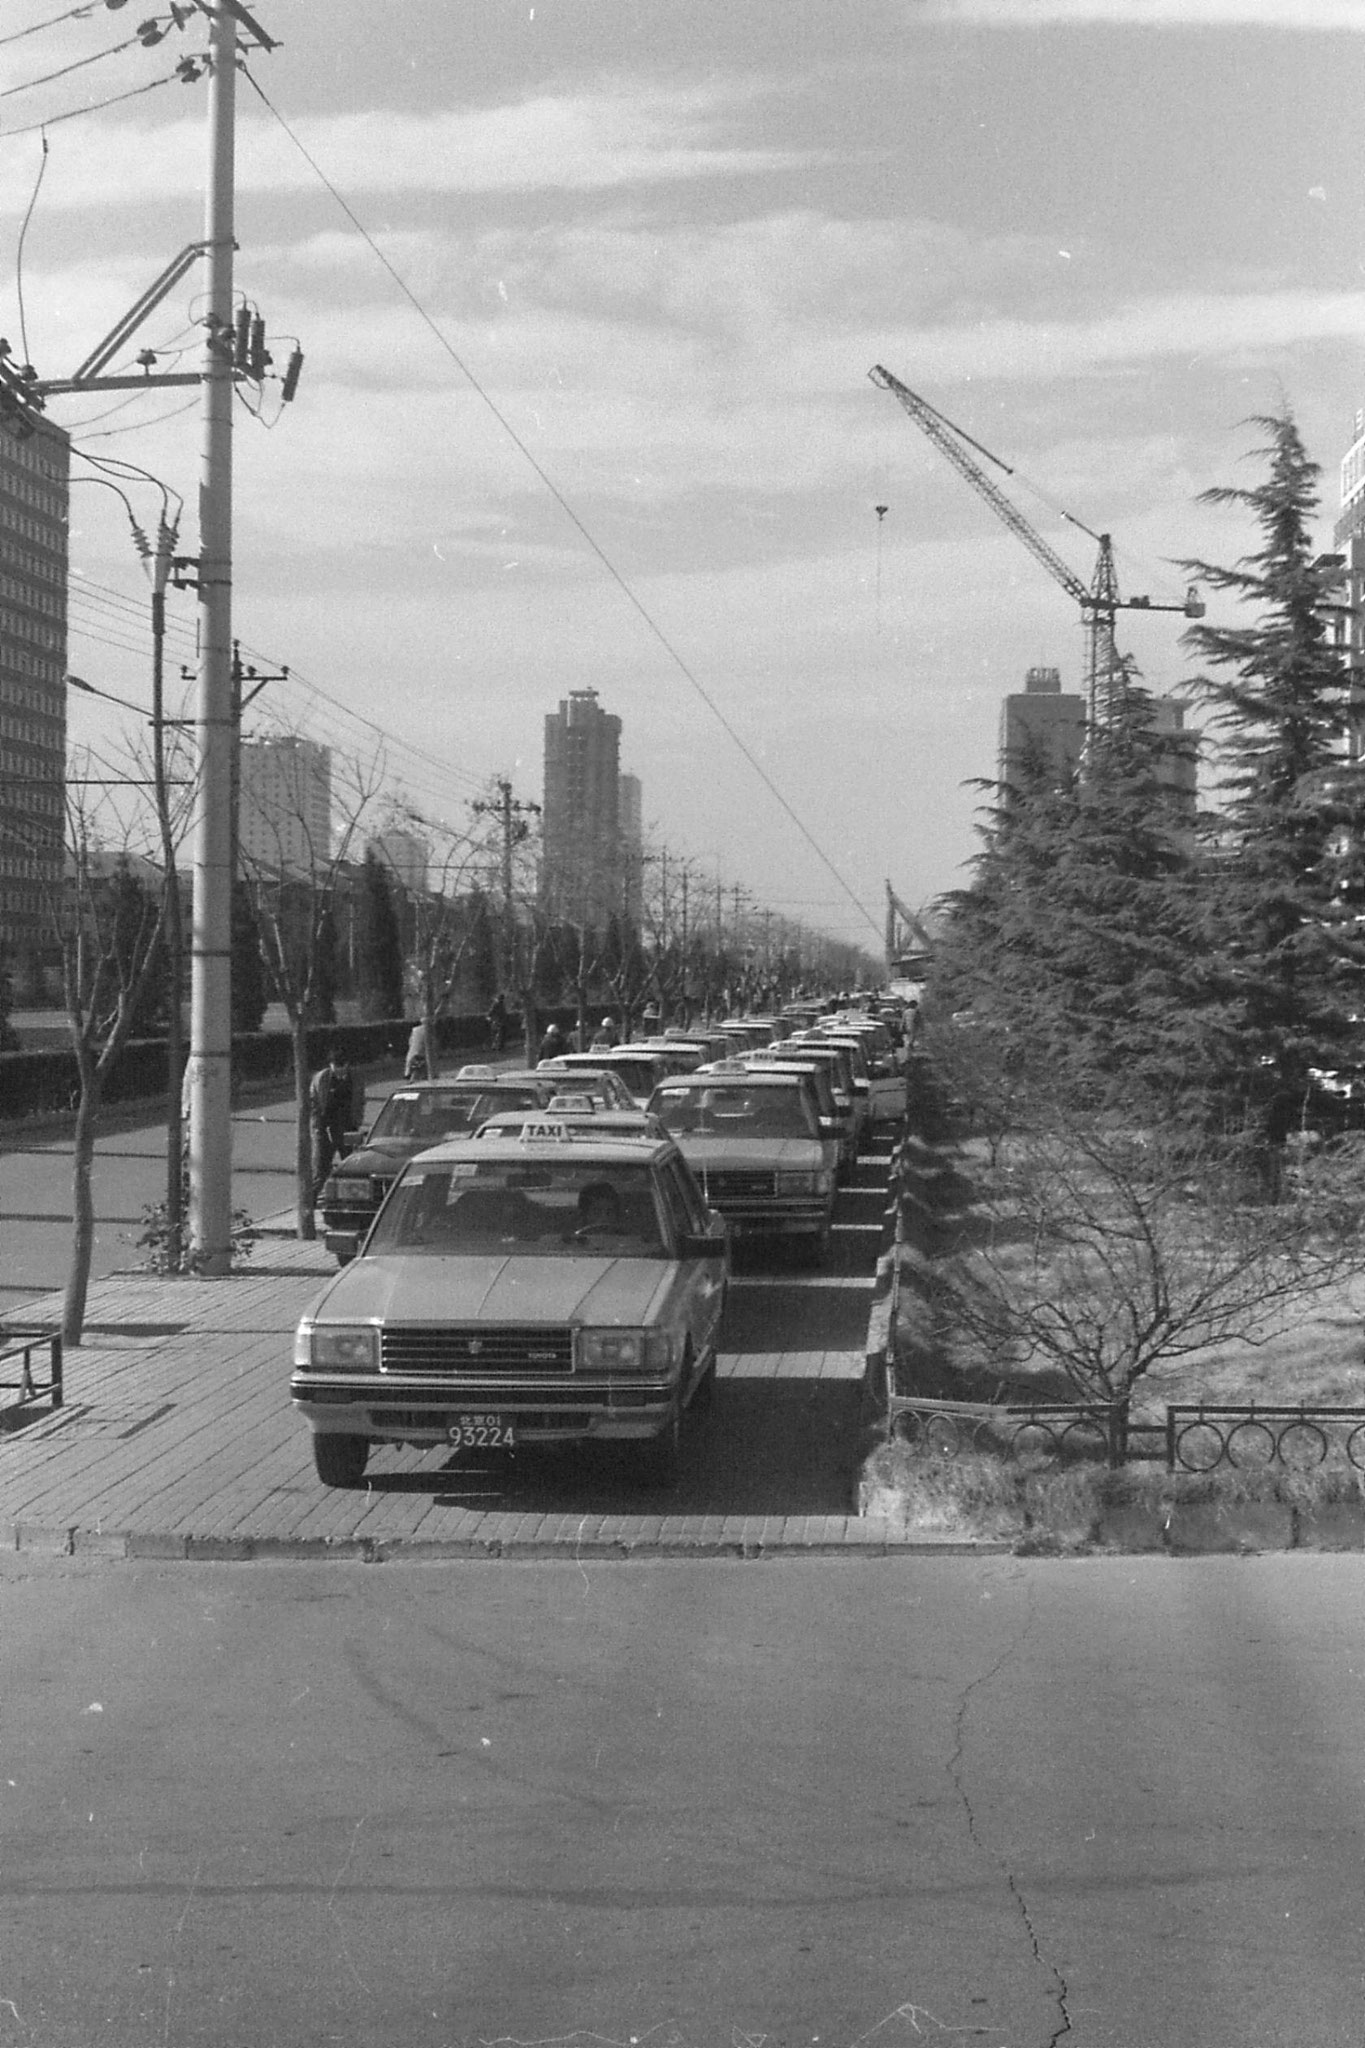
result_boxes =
[449,1413,515,1449]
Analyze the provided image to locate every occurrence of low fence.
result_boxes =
[885,1392,1365,1472]
[0,1328,62,1419]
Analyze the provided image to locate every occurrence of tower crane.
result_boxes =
[868,364,1203,731]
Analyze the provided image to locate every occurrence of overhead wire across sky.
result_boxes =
[7,0,881,950]
[237,63,884,948]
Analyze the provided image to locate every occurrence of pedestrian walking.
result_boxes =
[538,1020,565,1063]
[487,991,508,1053]
[310,1046,360,1200]
[404,1020,428,1081]
[590,1014,618,1050]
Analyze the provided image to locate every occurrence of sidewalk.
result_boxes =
[0,1225,962,1561]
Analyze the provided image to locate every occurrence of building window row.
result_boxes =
[0,572,63,618]
[0,500,64,547]
[0,605,62,653]
[0,674,62,716]
[0,467,66,521]
[0,711,64,746]
[0,646,63,681]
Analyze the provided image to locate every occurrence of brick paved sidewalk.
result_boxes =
[0,1234,968,1560]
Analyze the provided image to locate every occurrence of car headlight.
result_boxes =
[329,1177,374,1203]
[577,1328,674,1373]
[775,1170,832,1195]
[294,1321,378,1371]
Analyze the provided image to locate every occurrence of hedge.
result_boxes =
[0,1007,582,1124]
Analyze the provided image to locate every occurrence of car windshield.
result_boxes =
[367,1159,666,1257]
[368,1087,544,1142]
[651,1084,819,1140]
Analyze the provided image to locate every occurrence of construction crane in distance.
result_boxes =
[868,363,1204,732]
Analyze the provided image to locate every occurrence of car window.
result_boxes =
[368,1161,666,1257]
[659,1154,708,1236]
[651,1083,818,1139]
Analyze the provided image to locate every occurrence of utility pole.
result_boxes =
[186,0,238,1274]
[473,778,540,997]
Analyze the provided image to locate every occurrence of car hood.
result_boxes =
[305,1254,673,1327]
[670,1135,831,1171]
[331,1140,421,1175]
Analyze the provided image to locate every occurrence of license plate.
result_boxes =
[448,1413,515,1449]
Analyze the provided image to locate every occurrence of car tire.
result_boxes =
[635,1407,682,1489]
[690,1356,717,1412]
[313,1433,370,1488]
[803,1224,832,1270]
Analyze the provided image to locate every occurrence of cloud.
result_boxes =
[0,84,817,217]
[916,0,1365,22]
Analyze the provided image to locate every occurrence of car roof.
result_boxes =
[406,1123,675,1167]
[657,1066,808,1089]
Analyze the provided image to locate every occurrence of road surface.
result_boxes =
[2,1550,1363,2047]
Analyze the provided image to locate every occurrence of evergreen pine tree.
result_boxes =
[356,850,405,1020]
[1180,409,1365,1137]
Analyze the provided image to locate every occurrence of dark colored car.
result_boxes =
[317,1073,562,1262]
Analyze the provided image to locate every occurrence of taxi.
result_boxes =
[292,1117,729,1490]
[316,1070,564,1264]
[647,1064,839,1262]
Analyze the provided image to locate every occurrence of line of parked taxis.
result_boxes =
[294,1002,910,1490]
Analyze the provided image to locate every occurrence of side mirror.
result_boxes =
[818,1116,842,1135]
[342,1128,367,1152]
[680,1228,728,1261]
[325,1230,360,1266]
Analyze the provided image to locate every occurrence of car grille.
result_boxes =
[699,1168,777,1202]
[379,1326,574,1375]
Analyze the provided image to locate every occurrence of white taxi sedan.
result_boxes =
[292,1119,729,1490]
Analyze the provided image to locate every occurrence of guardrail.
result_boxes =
[0,1327,62,1419]
[1165,1404,1365,1473]
[885,1394,1365,1472]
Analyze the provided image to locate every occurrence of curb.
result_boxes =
[5,1520,1016,1563]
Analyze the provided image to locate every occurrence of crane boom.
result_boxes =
[868,363,1201,728]
[869,363,1090,608]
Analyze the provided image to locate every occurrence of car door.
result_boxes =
[658,1153,727,1371]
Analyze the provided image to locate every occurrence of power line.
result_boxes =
[0,3,107,50]
[0,29,147,102]
[239,65,883,947]
[0,69,177,141]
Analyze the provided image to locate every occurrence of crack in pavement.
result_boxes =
[945,1576,1072,2048]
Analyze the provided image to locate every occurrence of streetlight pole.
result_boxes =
[187,0,237,1273]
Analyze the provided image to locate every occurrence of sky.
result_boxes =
[5,0,1365,958]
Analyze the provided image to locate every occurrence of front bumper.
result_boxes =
[292,1374,680,1445]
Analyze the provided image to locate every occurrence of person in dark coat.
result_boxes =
[538,1020,565,1063]
[487,991,508,1053]
[310,1047,360,1198]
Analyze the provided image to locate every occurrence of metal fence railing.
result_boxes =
[1164,1404,1365,1474]
[0,1328,63,1419]
[885,1394,1365,1473]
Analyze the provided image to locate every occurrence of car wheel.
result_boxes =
[690,1356,717,1412]
[313,1433,369,1488]
[635,1407,682,1489]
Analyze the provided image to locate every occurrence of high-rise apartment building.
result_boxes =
[370,826,428,894]
[618,771,643,922]
[998,665,1196,817]
[541,688,627,924]
[238,735,332,876]
[0,416,68,994]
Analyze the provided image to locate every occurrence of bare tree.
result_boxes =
[240,735,385,1237]
[376,806,499,1081]
[0,763,173,1343]
[940,1103,1365,1439]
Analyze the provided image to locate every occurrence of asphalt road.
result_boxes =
[3,1551,1363,2047]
